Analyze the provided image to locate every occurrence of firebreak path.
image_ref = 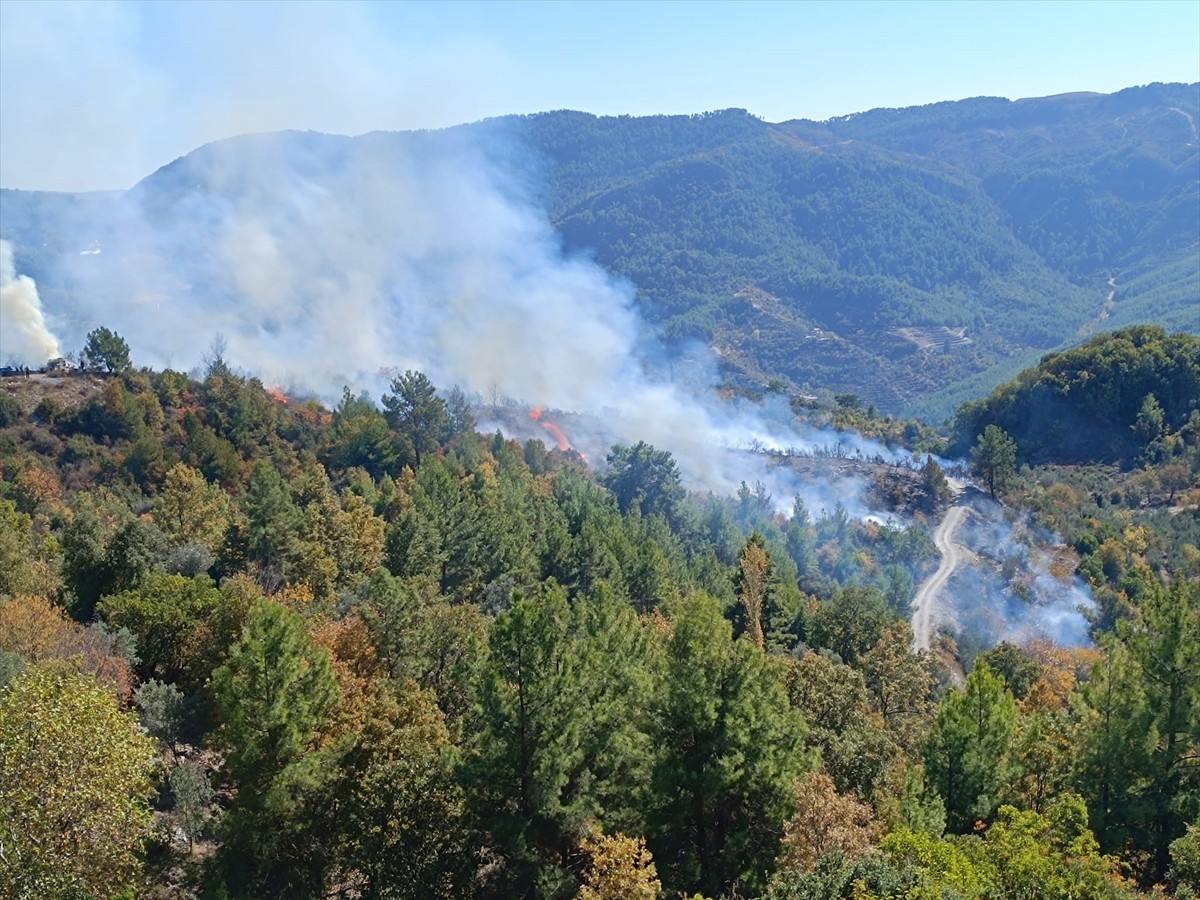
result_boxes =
[911,504,969,652]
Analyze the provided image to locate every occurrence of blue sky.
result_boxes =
[1,0,1197,191]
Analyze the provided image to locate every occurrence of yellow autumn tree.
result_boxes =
[578,831,662,900]
[737,534,771,648]
[154,462,229,552]
[0,664,155,897]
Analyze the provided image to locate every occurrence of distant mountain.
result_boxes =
[2,83,1196,420]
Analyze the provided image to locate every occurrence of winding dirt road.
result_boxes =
[911,505,968,651]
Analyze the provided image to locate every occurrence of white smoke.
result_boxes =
[39,127,920,505]
[31,121,1107,650]
[0,239,61,365]
[949,496,1097,648]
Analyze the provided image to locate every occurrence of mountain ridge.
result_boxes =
[2,83,1196,420]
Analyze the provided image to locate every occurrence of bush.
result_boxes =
[30,397,59,425]
[0,392,22,428]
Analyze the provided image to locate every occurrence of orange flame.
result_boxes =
[529,405,572,453]
[266,385,292,405]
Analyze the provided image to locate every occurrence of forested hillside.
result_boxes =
[2,83,1195,419]
[953,326,1200,464]
[1,327,1198,898]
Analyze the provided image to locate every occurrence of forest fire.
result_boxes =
[266,384,292,405]
[529,405,573,453]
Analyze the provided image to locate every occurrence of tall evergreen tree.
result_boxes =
[208,599,340,897]
[602,442,685,525]
[1076,578,1200,879]
[971,425,1017,499]
[1128,578,1200,879]
[649,592,811,897]
[382,370,450,466]
[467,587,582,896]
[241,461,302,579]
[924,660,1018,833]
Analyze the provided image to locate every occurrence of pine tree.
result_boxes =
[208,598,340,897]
[649,592,811,896]
[381,370,450,466]
[971,425,1017,499]
[924,660,1018,832]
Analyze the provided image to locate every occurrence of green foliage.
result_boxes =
[970,424,1017,498]
[100,572,226,691]
[468,585,655,896]
[602,441,685,524]
[134,677,188,753]
[0,664,155,899]
[381,370,450,466]
[82,325,131,373]
[0,392,21,428]
[649,591,812,897]
[326,388,399,479]
[468,586,584,892]
[0,498,56,598]
[331,684,472,898]
[954,326,1200,465]
[154,462,229,552]
[60,504,165,621]
[808,584,892,666]
[239,460,302,578]
[861,621,937,755]
[170,760,215,851]
[977,642,1042,700]
[1170,822,1200,895]
[211,598,338,796]
[0,344,1194,895]
[764,849,918,900]
[1118,577,1200,878]
[878,793,1138,898]
[924,660,1018,833]
[880,827,995,896]
[783,651,897,803]
[208,598,340,896]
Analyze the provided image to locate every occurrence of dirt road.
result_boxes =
[911,504,968,651]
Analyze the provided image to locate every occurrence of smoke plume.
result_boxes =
[948,495,1097,648]
[0,239,61,365]
[30,126,922,508]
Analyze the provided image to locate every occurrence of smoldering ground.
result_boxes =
[942,492,1097,649]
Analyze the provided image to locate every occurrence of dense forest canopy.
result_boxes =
[1,78,1198,900]
[0,320,1198,897]
[952,326,1200,465]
